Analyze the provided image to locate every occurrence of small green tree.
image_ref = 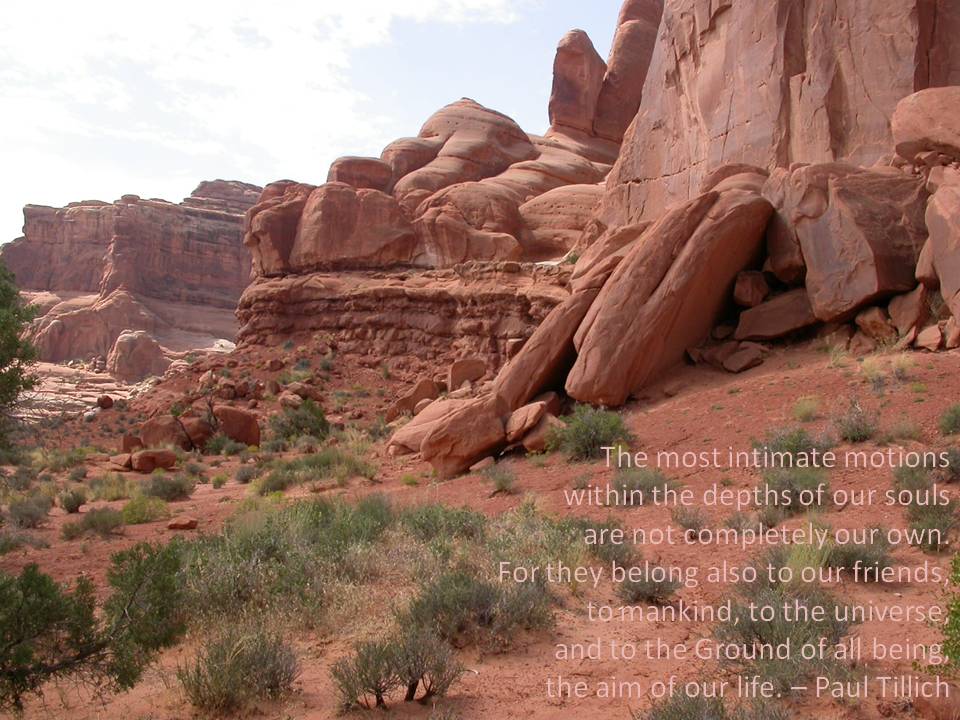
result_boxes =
[0,542,184,712]
[0,261,38,450]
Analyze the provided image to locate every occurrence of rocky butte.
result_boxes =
[1,179,261,381]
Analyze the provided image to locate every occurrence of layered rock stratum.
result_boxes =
[2,180,260,380]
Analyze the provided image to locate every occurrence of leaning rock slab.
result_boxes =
[925,185,960,320]
[892,87,960,162]
[567,189,772,406]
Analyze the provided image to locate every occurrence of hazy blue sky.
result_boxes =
[0,1,621,241]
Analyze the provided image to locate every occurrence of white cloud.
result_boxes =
[0,0,531,239]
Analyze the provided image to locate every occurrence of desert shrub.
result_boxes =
[942,405,960,436]
[121,496,169,525]
[881,419,921,443]
[0,529,47,555]
[7,466,36,492]
[400,569,551,646]
[893,466,957,552]
[612,468,679,506]
[716,576,849,692]
[91,473,136,501]
[235,465,259,484]
[400,504,486,542]
[204,433,246,457]
[825,527,893,574]
[142,473,195,502]
[8,494,53,529]
[0,542,183,712]
[792,396,820,422]
[332,639,400,710]
[835,398,877,442]
[891,354,915,381]
[547,404,631,460]
[636,695,789,720]
[758,467,829,519]
[268,399,329,447]
[616,571,680,606]
[67,466,88,482]
[482,465,516,495]
[391,629,463,702]
[255,448,375,495]
[58,487,87,514]
[211,473,227,489]
[671,507,707,539]
[178,623,299,713]
[183,461,205,477]
[753,426,833,465]
[180,496,393,619]
[38,447,88,473]
[62,508,124,540]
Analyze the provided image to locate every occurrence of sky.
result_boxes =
[0,0,621,242]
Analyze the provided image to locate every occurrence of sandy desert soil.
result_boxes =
[3,340,959,720]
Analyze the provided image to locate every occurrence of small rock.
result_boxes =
[722,345,764,373]
[522,414,563,454]
[109,453,132,469]
[267,358,284,371]
[855,306,897,343]
[97,395,114,410]
[505,402,547,443]
[915,324,944,351]
[278,391,303,409]
[131,449,177,473]
[447,356,486,393]
[733,271,770,307]
[168,517,198,531]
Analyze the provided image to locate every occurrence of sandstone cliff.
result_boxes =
[2,179,261,378]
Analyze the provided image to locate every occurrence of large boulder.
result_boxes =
[770,164,928,321]
[213,406,261,447]
[566,189,773,406]
[419,396,506,478]
[106,330,170,382]
[140,416,191,450]
[387,399,465,455]
[244,181,316,276]
[548,30,607,134]
[592,0,664,142]
[925,185,960,320]
[288,183,420,271]
[892,87,960,162]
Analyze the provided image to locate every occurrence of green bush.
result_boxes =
[204,433,247,457]
[91,473,135,501]
[121,496,169,525]
[8,494,52,529]
[235,465,259,484]
[400,569,551,646]
[178,623,299,713]
[211,473,228,489]
[255,448,375,495]
[142,473,195,502]
[7,466,35,492]
[616,571,680,606]
[67,466,88,483]
[941,404,960,436]
[62,508,124,540]
[58,487,87,514]
[391,629,462,703]
[753,426,834,465]
[400,504,486,542]
[758,467,829,520]
[547,404,631,460]
[268,399,329,447]
[0,542,183,712]
[893,466,957,552]
[825,527,892,575]
[612,468,679,506]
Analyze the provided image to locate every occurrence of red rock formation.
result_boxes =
[548,30,607,135]
[602,0,960,224]
[3,181,260,368]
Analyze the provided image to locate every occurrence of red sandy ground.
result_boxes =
[4,341,959,720]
